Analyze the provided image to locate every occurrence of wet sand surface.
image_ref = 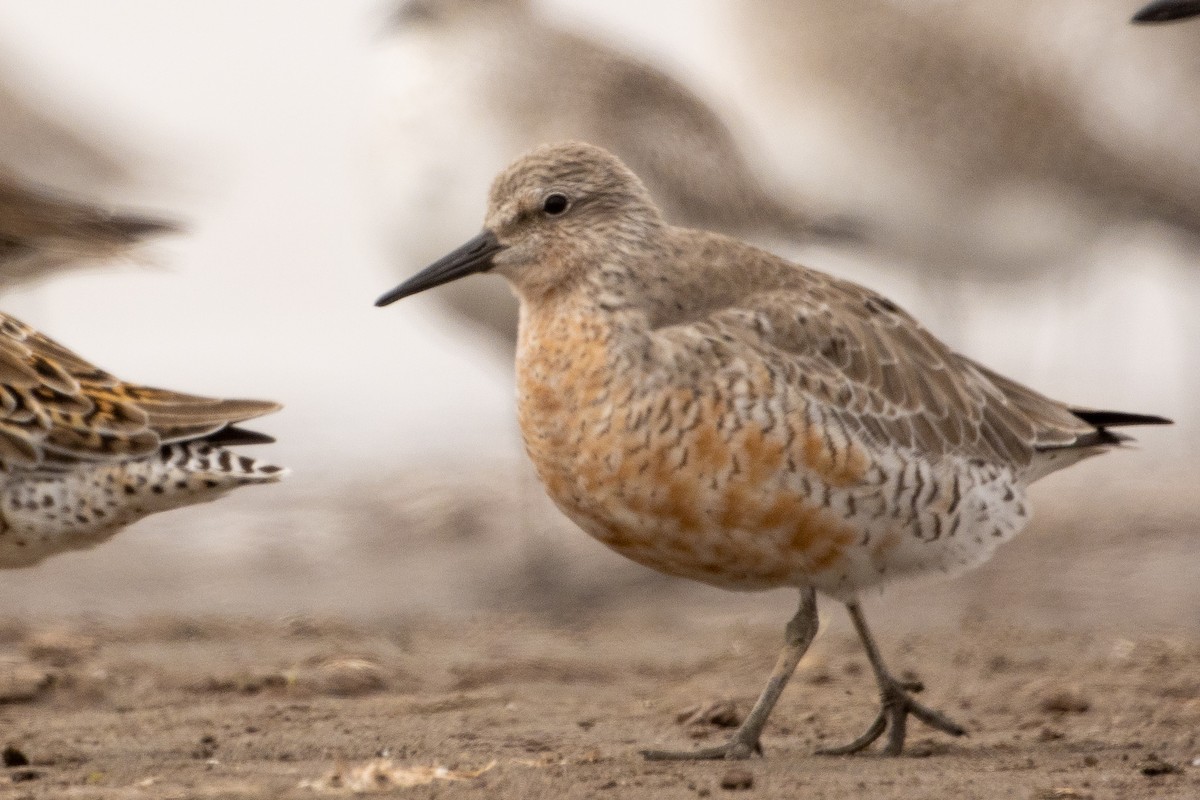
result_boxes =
[0,463,1197,798]
[2,613,1198,799]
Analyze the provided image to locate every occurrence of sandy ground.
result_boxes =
[1,613,1198,799]
[0,461,1197,798]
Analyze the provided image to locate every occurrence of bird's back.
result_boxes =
[641,229,1126,472]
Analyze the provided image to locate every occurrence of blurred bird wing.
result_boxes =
[576,38,824,241]
[0,67,132,187]
[0,314,279,471]
[0,174,178,291]
[651,266,1091,468]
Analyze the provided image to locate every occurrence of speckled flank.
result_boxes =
[0,442,285,568]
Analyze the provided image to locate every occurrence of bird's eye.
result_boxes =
[542,193,570,216]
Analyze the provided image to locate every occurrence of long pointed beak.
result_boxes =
[375,230,506,307]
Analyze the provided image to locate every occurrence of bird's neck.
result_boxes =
[514,276,649,377]
[514,268,653,420]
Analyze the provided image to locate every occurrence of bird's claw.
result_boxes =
[816,676,964,756]
[642,736,763,761]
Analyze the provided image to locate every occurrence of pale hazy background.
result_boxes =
[0,0,1193,628]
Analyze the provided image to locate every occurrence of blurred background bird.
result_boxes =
[365,0,860,349]
[731,0,1200,269]
[0,177,177,294]
[0,47,129,195]
[0,41,178,292]
[732,0,1200,417]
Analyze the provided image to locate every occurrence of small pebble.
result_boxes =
[1035,789,1092,799]
[1037,727,1065,742]
[312,658,388,697]
[1039,690,1090,714]
[719,768,753,791]
[2,745,29,767]
[676,700,742,729]
[191,734,218,760]
[1138,754,1180,776]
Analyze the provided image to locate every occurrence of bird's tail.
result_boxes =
[1064,408,1174,448]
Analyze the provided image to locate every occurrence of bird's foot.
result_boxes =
[641,731,763,761]
[815,676,965,757]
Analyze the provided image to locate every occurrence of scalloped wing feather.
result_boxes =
[0,313,278,471]
[650,237,1097,471]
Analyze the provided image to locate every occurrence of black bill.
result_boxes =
[375,230,505,307]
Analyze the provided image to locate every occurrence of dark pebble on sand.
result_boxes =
[1139,754,1180,776]
[2,745,29,767]
[720,768,753,791]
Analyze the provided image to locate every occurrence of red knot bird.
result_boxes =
[375,142,1171,758]
[0,313,285,569]
[1133,0,1200,21]
[369,0,855,347]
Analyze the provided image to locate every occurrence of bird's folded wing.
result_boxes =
[0,314,278,471]
[652,272,1094,469]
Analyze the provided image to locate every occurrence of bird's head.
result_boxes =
[375,141,663,307]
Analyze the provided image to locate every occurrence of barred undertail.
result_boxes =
[0,440,286,568]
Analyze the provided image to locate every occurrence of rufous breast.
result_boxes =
[516,302,875,592]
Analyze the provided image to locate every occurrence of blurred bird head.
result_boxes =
[376,141,663,306]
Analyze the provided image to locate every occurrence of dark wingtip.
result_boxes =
[108,213,183,242]
[1071,409,1174,428]
[1132,0,1200,23]
[203,425,277,447]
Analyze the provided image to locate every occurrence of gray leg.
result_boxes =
[643,587,819,760]
[816,601,966,757]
